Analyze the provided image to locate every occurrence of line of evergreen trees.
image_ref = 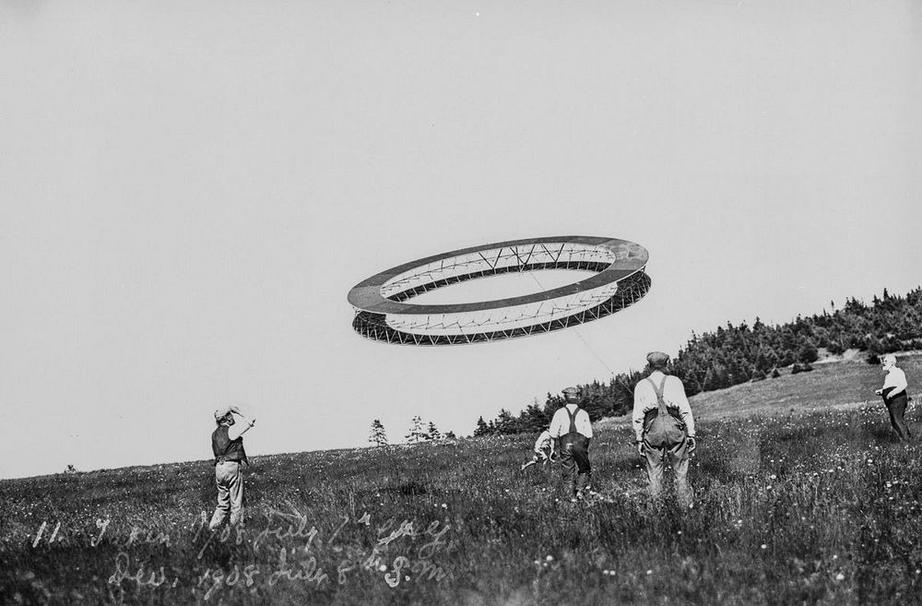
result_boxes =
[473,286,922,437]
[368,417,457,447]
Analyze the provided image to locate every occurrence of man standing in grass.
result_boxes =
[209,405,256,531]
[549,386,593,501]
[633,351,697,507]
[875,354,911,441]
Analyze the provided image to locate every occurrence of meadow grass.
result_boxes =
[3,361,922,604]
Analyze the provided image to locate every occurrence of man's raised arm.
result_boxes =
[228,407,256,441]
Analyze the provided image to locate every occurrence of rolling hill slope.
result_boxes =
[2,355,921,605]
[598,351,922,431]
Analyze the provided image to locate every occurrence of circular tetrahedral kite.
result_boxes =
[347,235,651,345]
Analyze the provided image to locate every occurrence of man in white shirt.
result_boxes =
[632,351,696,507]
[875,354,910,441]
[549,387,593,500]
[209,405,256,531]
[521,429,556,471]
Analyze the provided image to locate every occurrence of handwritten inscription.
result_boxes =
[108,552,176,589]
[198,564,261,601]
[31,506,453,601]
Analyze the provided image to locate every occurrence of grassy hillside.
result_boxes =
[2,356,922,605]
[600,351,922,430]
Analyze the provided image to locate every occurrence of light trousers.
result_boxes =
[643,439,693,507]
[209,461,244,530]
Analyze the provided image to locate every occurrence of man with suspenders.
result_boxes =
[632,351,697,507]
[549,386,594,501]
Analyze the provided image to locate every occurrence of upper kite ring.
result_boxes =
[347,235,650,345]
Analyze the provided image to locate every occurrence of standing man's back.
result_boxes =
[632,351,696,507]
[549,386,593,501]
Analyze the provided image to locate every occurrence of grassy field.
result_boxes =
[2,356,922,605]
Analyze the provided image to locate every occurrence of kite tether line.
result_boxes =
[523,269,615,378]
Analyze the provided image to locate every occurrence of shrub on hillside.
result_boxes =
[791,362,814,374]
[798,343,819,364]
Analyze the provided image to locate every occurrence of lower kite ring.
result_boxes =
[347,235,651,345]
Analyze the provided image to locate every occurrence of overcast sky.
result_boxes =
[1,0,920,478]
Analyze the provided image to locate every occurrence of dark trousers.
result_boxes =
[560,432,591,496]
[884,391,910,441]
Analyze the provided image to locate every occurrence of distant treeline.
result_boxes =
[473,286,922,437]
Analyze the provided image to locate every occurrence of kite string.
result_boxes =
[523,268,614,377]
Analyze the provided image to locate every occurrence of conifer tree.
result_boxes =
[368,419,388,447]
[405,416,427,444]
[427,421,441,441]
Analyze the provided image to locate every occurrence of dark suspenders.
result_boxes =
[566,406,580,434]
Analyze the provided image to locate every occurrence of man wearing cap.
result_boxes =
[632,352,696,507]
[549,386,593,501]
[875,354,911,441]
[209,405,256,531]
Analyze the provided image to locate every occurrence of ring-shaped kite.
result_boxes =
[347,235,650,345]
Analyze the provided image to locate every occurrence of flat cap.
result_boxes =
[214,406,233,421]
[646,351,670,366]
[562,386,579,396]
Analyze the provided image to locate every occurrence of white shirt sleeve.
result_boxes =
[227,417,254,441]
[577,409,593,438]
[548,409,567,438]
[632,381,652,441]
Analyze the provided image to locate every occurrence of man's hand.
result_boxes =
[687,436,697,455]
[636,441,644,457]
[249,418,256,428]
[874,389,883,396]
